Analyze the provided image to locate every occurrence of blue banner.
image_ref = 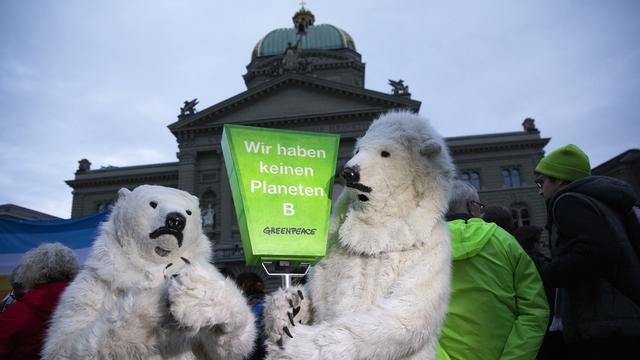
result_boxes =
[0,211,109,275]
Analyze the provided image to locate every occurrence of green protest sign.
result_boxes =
[221,124,340,266]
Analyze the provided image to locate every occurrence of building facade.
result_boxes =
[66,7,549,281]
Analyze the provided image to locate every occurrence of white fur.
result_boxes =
[264,111,454,360]
[42,185,256,359]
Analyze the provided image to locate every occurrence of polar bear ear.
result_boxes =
[419,140,442,157]
[117,188,131,200]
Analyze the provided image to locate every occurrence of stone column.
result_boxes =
[70,192,84,218]
[177,150,197,194]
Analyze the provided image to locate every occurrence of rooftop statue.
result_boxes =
[179,98,199,117]
[388,79,411,97]
[282,42,299,70]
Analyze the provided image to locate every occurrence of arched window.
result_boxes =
[502,169,512,188]
[459,171,480,189]
[510,203,531,228]
[502,167,522,188]
[511,168,521,187]
[470,172,481,190]
[201,189,217,206]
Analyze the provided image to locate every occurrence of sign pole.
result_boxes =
[283,274,292,289]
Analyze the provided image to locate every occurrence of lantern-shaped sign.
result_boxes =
[221,124,340,266]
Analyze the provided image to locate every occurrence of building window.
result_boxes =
[200,172,218,183]
[510,203,531,228]
[459,170,481,189]
[470,172,481,189]
[97,200,114,212]
[502,167,522,188]
[502,169,512,188]
[511,168,521,187]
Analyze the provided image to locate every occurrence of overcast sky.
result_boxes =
[1,0,639,218]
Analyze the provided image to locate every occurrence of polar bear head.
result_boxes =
[108,185,206,265]
[341,111,454,218]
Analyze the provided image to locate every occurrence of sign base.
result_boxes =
[262,261,310,288]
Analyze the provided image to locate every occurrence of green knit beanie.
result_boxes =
[535,144,591,181]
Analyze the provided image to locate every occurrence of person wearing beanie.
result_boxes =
[535,144,640,359]
[534,144,591,202]
[536,144,591,181]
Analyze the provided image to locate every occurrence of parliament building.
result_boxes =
[66,7,550,279]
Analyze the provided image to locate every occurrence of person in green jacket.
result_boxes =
[437,180,549,360]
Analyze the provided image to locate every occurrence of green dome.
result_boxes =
[252,24,356,59]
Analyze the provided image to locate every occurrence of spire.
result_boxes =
[293,1,315,35]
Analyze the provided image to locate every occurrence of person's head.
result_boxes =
[513,225,544,252]
[535,144,591,200]
[482,206,515,234]
[447,180,484,218]
[14,242,80,291]
[235,272,265,298]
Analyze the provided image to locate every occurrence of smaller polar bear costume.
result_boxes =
[42,185,256,360]
[264,111,455,360]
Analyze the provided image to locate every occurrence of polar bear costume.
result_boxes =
[42,185,256,360]
[264,111,455,360]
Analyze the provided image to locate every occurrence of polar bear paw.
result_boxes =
[166,260,230,331]
[263,285,312,347]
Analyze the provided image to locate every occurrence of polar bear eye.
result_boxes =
[186,210,192,216]
[149,201,158,209]
[381,151,390,158]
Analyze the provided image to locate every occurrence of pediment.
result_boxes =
[168,74,420,132]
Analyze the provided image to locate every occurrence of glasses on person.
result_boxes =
[469,200,485,210]
[535,176,545,190]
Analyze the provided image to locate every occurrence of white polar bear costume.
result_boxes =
[264,111,455,360]
[42,185,256,360]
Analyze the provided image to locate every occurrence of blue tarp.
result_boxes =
[0,211,110,275]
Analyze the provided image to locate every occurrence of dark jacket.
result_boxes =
[527,250,551,274]
[0,280,70,359]
[541,176,640,342]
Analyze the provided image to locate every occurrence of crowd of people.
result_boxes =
[438,143,640,359]
[0,143,638,359]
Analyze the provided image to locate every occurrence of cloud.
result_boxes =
[1,0,639,218]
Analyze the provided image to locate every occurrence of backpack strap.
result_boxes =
[552,192,640,306]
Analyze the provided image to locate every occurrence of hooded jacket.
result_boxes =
[542,175,640,342]
[438,218,549,360]
[0,280,69,359]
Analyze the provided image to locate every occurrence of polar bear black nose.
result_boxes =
[165,212,186,232]
[341,166,360,185]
